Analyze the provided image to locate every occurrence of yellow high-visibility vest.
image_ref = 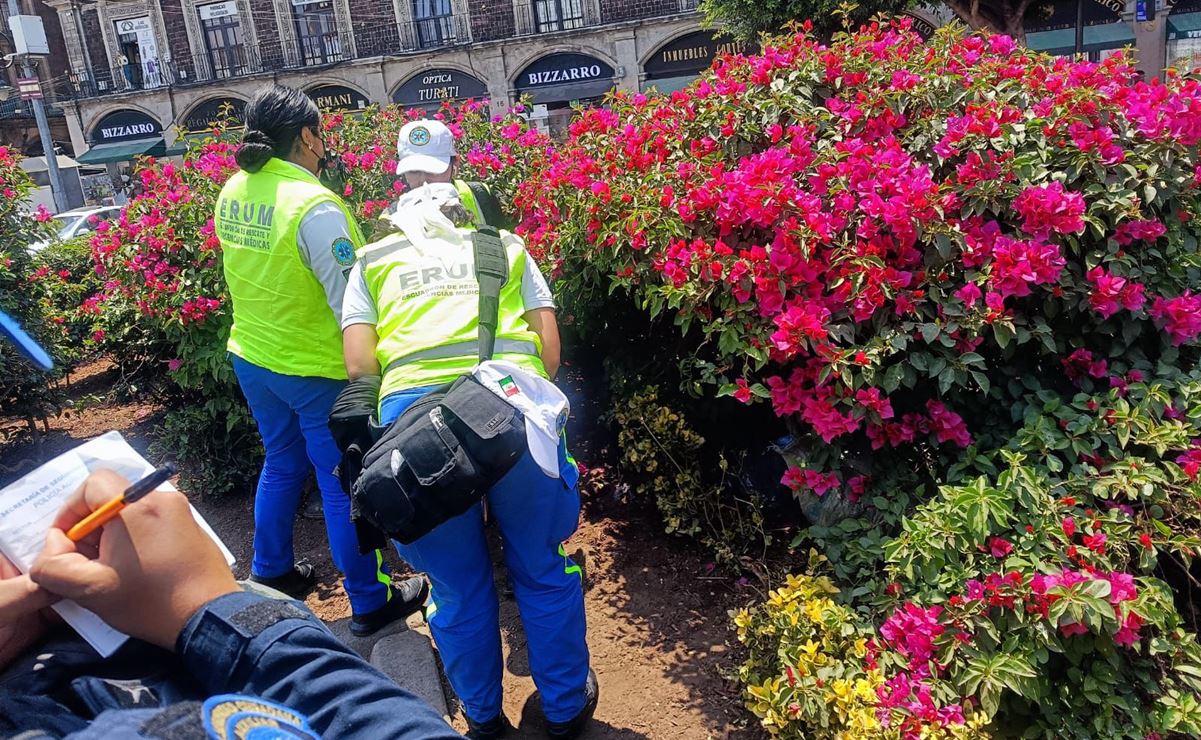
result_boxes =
[217,157,362,379]
[359,226,545,398]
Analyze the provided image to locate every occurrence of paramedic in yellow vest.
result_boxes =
[215,85,426,637]
[390,119,509,229]
[342,182,596,740]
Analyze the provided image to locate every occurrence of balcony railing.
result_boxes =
[59,0,689,102]
[513,0,598,37]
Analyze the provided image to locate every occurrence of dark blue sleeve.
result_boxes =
[175,591,461,739]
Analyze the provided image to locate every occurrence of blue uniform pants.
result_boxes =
[381,389,591,725]
[233,355,390,615]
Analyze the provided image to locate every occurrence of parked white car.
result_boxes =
[28,205,123,253]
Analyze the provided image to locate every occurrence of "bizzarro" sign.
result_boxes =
[515,53,614,91]
[90,109,163,144]
[525,64,602,86]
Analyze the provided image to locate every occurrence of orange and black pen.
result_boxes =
[65,464,177,542]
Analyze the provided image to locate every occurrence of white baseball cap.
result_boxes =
[396,119,455,175]
[472,360,569,479]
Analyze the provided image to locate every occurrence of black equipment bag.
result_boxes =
[342,225,528,545]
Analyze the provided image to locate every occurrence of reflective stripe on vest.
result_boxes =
[218,158,361,379]
[382,339,539,376]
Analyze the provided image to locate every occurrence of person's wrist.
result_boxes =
[150,579,240,650]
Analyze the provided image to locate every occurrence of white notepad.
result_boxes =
[0,431,235,657]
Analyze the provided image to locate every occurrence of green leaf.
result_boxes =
[993,323,1012,350]
[921,323,940,343]
[971,371,991,394]
[939,366,955,394]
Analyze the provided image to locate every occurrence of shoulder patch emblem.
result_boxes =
[202,694,319,740]
[331,237,356,267]
[408,126,431,146]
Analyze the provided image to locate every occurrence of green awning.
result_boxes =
[1027,22,1135,55]
[75,137,167,165]
[641,74,699,96]
[1168,12,1201,40]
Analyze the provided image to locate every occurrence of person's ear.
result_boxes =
[301,126,322,155]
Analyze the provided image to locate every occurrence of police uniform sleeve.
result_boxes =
[297,201,359,326]
[173,591,461,739]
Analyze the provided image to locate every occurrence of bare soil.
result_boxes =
[0,358,761,739]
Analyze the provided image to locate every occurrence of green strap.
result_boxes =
[472,226,508,363]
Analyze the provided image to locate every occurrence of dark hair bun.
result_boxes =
[236,129,276,172]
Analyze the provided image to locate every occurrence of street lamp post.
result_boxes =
[6,0,66,213]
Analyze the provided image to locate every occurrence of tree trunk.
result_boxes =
[942,0,1030,46]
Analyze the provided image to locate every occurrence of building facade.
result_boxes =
[35,0,1201,166]
[47,0,743,162]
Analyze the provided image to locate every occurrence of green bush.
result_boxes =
[515,17,1201,738]
[613,385,767,565]
[149,398,262,497]
[0,149,66,433]
[33,236,104,363]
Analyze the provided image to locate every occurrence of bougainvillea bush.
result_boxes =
[516,19,1201,737]
[0,148,69,435]
[324,99,551,237]
[84,101,547,493]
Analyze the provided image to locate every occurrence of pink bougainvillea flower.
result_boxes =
[1012,181,1087,238]
[1150,292,1201,345]
[1062,516,1077,538]
[1113,611,1144,647]
[926,400,972,447]
[1062,348,1108,383]
[988,237,1065,297]
[1176,443,1201,480]
[1113,218,1166,246]
[1060,621,1089,638]
[1082,531,1108,554]
[1086,267,1146,318]
[955,282,982,307]
[989,537,1013,558]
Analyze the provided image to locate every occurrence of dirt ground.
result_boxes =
[0,359,761,739]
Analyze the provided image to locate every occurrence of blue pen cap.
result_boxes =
[0,309,53,371]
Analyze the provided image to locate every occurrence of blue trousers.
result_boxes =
[381,389,590,724]
[233,356,390,615]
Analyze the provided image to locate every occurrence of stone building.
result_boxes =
[46,0,746,164]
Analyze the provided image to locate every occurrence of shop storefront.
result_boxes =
[180,95,247,133]
[641,30,746,95]
[514,52,615,138]
[900,12,937,40]
[76,109,174,165]
[1168,0,1201,71]
[306,83,372,113]
[113,16,166,89]
[1024,0,1134,61]
[392,68,488,111]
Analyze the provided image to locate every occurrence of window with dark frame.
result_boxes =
[293,0,343,66]
[412,0,454,49]
[533,0,585,32]
[198,4,246,79]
